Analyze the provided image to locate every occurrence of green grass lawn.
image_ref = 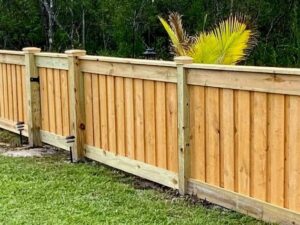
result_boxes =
[0,151,267,225]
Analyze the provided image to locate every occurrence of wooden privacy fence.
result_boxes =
[0,48,300,225]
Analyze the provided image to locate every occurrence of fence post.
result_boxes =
[65,49,86,162]
[175,56,193,195]
[23,47,42,147]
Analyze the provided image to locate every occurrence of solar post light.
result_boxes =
[143,47,156,59]
[65,135,75,163]
[15,121,25,146]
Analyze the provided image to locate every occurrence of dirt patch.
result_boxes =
[1,147,58,157]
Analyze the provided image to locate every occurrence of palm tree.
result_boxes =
[159,12,257,65]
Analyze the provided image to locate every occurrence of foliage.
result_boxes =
[0,0,298,67]
[159,13,257,64]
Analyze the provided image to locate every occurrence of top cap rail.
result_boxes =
[185,63,300,76]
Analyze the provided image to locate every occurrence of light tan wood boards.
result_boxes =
[65,49,87,162]
[175,56,193,195]
[1,49,300,224]
[23,47,42,147]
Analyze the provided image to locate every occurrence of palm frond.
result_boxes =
[168,12,191,51]
[158,15,187,55]
[188,16,256,64]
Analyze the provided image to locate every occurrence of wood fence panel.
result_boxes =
[144,80,156,166]
[16,65,24,122]
[11,65,18,121]
[21,66,26,123]
[54,69,63,135]
[60,70,70,136]
[155,82,167,169]
[133,79,145,162]
[235,90,251,196]
[81,69,178,172]
[92,74,101,148]
[84,73,94,146]
[39,68,49,131]
[0,64,4,119]
[46,68,56,133]
[285,96,300,212]
[99,75,108,150]
[107,75,117,154]
[0,63,25,123]
[250,92,267,201]
[115,77,125,156]
[220,89,235,191]
[7,65,13,121]
[39,68,70,136]
[166,83,178,172]
[267,94,285,207]
[190,85,205,181]
[205,87,220,186]
[189,79,300,214]
[124,78,135,159]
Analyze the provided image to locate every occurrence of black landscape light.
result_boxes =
[15,121,25,146]
[143,47,156,59]
[65,135,75,163]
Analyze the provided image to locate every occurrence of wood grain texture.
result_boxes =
[7,65,13,121]
[115,77,125,156]
[124,78,135,159]
[220,89,235,190]
[3,64,8,120]
[235,90,251,196]
[285,96,300,211]
[11,65,18,121]
[155,82,167,169]
[92,74,101,148]
[133,79,145,162]
[144,80,156,166]
[0,64,4,118]
[54,69,62,135]
[107,76,117,153]
[267,94,285,207]
[99,75,108,150]
[166,83,178,172]
[84,73,94,146]
[190,85,206,181]
[205,87,220,186]
[16,65,24,122]
[39,68,49,131]
[60,70,70,136]
[47,68,56,133]
[251,92,267,201]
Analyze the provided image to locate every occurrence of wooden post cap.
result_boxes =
[174,56,193,65]
[65,49,86,57]
[22,47,41,53]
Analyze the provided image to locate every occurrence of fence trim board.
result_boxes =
[187,69,300,96]
[185,63,300,76]
[79,55,176,67]
[85,145,179,189]
[0,50,25,55]
[0,119,28,136]
[188,179,300,225]
[35,52,68,58]
[40,130,69,150]
[36,56,69,70]
[0,54,25,65]
[80,59,178,83]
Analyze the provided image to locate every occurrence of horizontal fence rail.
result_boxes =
[0,48,299,225]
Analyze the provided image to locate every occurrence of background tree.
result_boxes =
[0,0,298,67]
